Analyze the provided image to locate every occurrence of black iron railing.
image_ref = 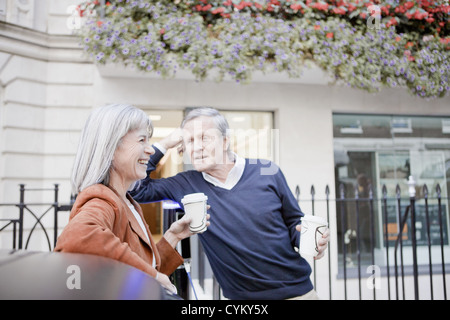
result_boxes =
[299,177,448,300]
[0,184,74,251]
[189,177,448,300]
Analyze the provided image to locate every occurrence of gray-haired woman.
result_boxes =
[55,104,208,293]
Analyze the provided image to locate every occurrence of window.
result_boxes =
[221,110,275,161]
[333,113,450,269]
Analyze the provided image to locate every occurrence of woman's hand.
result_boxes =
[164,207,211,248]
[155,271,177,294]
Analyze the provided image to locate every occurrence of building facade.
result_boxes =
[1,0,449,299]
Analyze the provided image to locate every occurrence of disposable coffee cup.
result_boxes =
[299,215,328,257]
[181,193,208,233]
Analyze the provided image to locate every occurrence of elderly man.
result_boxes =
[131,107,329,300]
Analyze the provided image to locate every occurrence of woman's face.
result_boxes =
[111,124,154,188]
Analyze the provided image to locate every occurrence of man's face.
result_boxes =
[182,116,228,173]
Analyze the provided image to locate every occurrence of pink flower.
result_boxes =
[405,1,414,10]
[387,18,398,28]
[333,7,346,15]
[212,7,225,14]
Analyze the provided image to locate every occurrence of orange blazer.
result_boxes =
[55,184,183,277]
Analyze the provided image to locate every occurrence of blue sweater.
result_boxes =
[131,147,313,299]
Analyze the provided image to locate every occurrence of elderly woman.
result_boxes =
[55,104,202,293]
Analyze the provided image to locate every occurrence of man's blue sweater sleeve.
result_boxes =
[130,146,176,203]
[274,166,304,249]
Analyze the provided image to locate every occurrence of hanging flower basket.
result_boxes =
[77,0,450,99]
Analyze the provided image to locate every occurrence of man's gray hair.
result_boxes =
[181,107,230,138]
[71,103,152,194]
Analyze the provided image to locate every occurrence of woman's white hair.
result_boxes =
[71,103,152,195]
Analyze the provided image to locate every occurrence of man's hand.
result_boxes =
[296,225,330,260]
[159,128,184,153]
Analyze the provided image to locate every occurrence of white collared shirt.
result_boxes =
[128,204,156,268]
[201,153,245,190]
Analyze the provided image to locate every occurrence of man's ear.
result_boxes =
[223,135,230,152]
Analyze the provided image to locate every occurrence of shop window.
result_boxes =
[333,113,450,269]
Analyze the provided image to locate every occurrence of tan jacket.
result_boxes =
[55,184,183,277]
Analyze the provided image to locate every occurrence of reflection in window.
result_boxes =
[333,113,450,270]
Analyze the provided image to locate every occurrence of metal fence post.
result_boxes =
[18,184,25,250]
[53,184,59,250]
[339,183,347,300]
[407,176,419,300]
[436,184,447,300]
[382,185,391,300]
[325,185,332,300]
[423,184,434,300]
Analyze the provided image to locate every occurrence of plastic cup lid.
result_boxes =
[181,193,208,204]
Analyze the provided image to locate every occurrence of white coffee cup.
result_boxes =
[181,193,208,233]
[299,215,328,257]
